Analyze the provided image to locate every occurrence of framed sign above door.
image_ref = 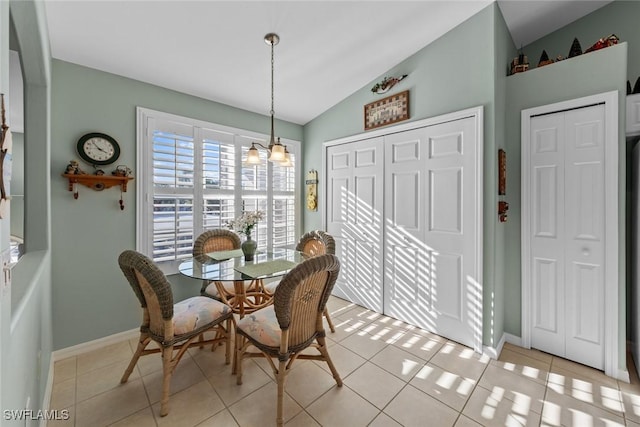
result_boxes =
[364,90,409,131]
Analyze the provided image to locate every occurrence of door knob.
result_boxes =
[582,248,590,256]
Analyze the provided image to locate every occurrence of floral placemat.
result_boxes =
[234,260,298,278]
[207,249,244,260]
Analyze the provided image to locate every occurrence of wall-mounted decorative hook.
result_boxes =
[498,201,509,222]
[371,74,408,94]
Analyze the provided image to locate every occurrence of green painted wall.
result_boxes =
[504,43,628,369]
[303,4,508,347]
[522,0,640,88]
[492,4,518,350]
[50,60,303,349]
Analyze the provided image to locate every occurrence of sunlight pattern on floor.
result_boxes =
[47,296,640,426]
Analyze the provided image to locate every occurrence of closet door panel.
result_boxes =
[326,146,352,303]
[564,105,605,369]
[429,167,462,235]
[423,117,479,348]
[529,113,566,357]
[384,117,480,350]
[327,138,384,312]
[528,104,606,371]
[384,129,428,327]
[431,251,463,320]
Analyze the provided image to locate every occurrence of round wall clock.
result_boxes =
[77,132,120,166]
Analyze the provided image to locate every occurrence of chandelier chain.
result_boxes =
[270,39,275,116]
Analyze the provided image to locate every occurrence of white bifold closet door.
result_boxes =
[383,118,480,348]
[326,137,384,313]
[325,110,482,350]
[528,104,606,370]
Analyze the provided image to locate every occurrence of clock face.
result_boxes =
[77,133,120,166]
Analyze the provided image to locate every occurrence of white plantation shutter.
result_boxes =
[202,128,236,230]
[151,122,195,263]
[240,197,269,248]
[272,196,296,247]
[272,151,297,248]
[137,108,300,272]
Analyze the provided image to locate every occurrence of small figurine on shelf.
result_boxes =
[65,159,86,175]
[94,169,105,176]
[568,37,583,58]
[537,50,554,68]
[64,162,76,175]
[509,48,529,75]
[112,165,132,177]
[584,34,619,53]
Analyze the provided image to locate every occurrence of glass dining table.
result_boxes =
[178,247,305,318]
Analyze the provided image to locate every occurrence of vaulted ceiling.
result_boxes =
[37,1,613,125]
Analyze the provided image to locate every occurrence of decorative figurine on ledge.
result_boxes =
[112,165,132,177]
[65,159,86,175]
[568,37,582,58]
[537,50,554,68]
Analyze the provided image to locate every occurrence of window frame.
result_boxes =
[136,107,301,274]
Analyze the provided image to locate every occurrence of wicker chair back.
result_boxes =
[295,230,335,257]
[118,249,178,342]
[273,254,340,347]
[193,229,241,256]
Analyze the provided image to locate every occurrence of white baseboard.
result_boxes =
[52,328,139,362]
[483,333,507,360]
[616,368,630,383]
[503,333,522,347]
[483,333,524,360]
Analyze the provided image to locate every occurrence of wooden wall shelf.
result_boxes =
[62,173,133,198]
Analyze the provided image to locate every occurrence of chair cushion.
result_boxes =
[203,281,254,298]
[173,296,230,336]
[236,305,281,347]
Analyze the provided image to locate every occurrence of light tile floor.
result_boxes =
[48,296,640,426]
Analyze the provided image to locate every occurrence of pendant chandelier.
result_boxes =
[245,33,292,167]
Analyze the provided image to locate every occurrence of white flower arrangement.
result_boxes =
[227,210,265,236]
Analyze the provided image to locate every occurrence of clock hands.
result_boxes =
[91,141,108,153]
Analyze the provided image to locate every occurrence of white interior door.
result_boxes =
[528,104,606,370]
[384,117,481,350]
[529,112,566,357]
[326,137,384,312]
[383,128,429,327]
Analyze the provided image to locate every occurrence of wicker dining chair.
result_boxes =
[235,254,342,427]
[193,229,241,297]
[193,229,267,317]
[286,230,337,332]
[118,250,233,417]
